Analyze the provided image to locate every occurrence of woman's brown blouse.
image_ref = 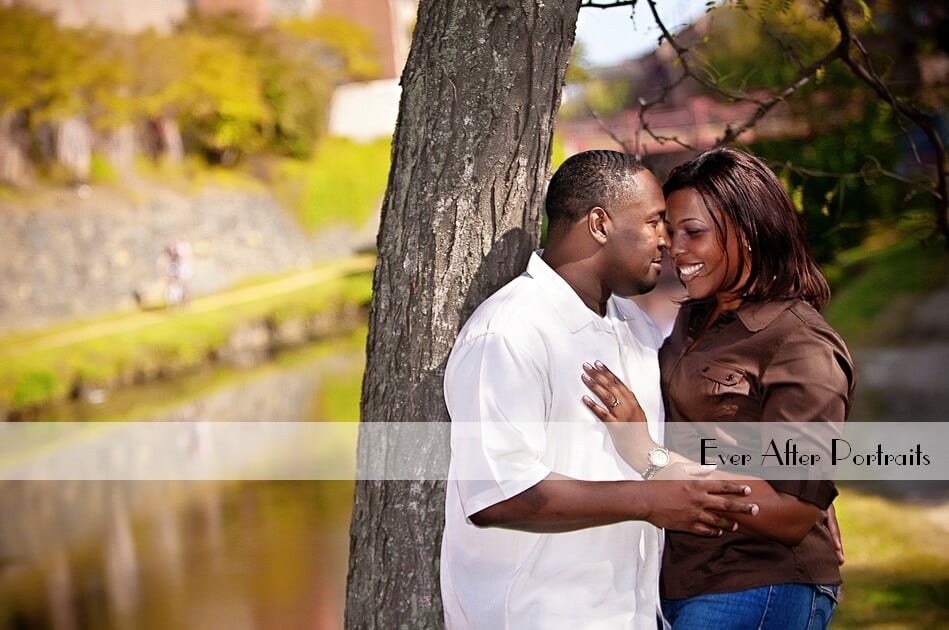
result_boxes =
[659,298,855,600]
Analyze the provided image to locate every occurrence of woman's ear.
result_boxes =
[588,207,609,243]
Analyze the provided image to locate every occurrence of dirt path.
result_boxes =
[2,253,375,357]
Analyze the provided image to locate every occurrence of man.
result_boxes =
[440,151,758,629]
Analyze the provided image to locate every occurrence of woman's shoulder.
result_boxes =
[783,300,846,340]
[770,300,853,362]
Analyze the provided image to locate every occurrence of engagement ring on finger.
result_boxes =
[609,397,620,408]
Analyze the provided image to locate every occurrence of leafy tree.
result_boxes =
[677,1,905,258]
[628,0,947,248]
[177,12,378,160]
[0,6,381,173]
[279,15,381,81]
[0,7,99,122]
[176,31,270,161]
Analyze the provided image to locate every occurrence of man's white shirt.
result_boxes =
[441,252,666,629]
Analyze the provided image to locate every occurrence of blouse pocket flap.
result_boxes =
[699,362,746,387]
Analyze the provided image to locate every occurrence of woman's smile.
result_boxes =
[676,262,705,282]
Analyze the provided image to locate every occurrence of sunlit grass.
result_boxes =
[823,220,949,345]
[311,361,364,422]
[273,136,391,232]
[834,487,949,628]
[0,258,374,412]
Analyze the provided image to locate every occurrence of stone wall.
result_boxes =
[0,185,378,333]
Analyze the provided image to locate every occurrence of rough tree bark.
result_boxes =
[345,1,581,627]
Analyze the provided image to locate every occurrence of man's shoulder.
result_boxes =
[458,273,549,336]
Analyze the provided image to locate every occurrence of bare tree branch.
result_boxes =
[823,0,948,245]
[585,104,636,153]
[580,1,638,8]
[585,0,949,245]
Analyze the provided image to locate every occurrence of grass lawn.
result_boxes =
[834,487,949,628]
[823,217,949,345]
[822,219,949,627]
[0,256,374,411]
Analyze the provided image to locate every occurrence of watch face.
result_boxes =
[650,448,670,467]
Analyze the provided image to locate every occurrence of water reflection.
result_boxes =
[0,480,353,630]
[0,340,363,629]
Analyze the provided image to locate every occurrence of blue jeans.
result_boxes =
[661,584,839,630]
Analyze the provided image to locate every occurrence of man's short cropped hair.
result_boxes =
[545,150,646,230]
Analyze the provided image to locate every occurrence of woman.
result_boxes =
[581,147,855,629]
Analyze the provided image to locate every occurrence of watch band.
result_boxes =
[642,446,670,480]
[642,462,662,480]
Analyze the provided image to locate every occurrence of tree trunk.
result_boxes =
[0,110,31,187]
[345,1,580,628]
[158,117,184,163]
[55,116,92,182]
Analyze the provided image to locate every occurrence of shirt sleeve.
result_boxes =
[760,321,855,509]
[444,331,552,518]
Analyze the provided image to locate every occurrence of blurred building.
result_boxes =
[0,0,189,33]
[3,0,417,81]
[320,0,416,81]
[193,0,417,79]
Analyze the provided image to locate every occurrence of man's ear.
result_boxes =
[588,207,609,244]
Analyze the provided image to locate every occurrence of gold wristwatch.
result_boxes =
[642,446,671,480]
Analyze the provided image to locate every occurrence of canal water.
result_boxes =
[0,338,365,630]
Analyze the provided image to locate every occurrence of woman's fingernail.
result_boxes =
[581,374,591,382]
[583,362,593,370]
[594,361,605,369]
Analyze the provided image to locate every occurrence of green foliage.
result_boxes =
[684,0,933,261]
[0,7,128,129]
[176,32,271,159]
[174,13,378,161]
[699,1,844,92]
[564,40,591,85]
[274,136,391,232]
[88,154,119,184]
[752,103,905,262]
[279,16,380,81]
[313,363,364,422]
[584,79,635,117]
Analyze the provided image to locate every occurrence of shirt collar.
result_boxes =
[609,297,642,322]
[526,251,612,333]
[734,299,796,332]
[684,297,796,334]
